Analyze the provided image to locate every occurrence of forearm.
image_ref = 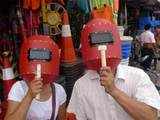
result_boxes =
[5,92,33,120]
[109,87,157,120]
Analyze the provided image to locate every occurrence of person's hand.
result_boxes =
[27,79,43,99]
[99,67,116,93]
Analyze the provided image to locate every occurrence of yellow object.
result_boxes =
[41,2,65,35]
[46,11,62,26]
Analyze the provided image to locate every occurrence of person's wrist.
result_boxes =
[107,85,118,95]
[27,90,35,100]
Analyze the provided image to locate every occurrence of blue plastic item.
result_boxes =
[139,17,152,30]
[121,41,132,59]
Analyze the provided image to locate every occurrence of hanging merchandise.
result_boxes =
[41,1,66,35]
[23,0,30,9]
[108,0,114,9]
[23,0,41,10]
[76,0,112,13]
[113,0,119,25]
[119,0,126,26]
[17,8,27,40]
[89,0,99,9]
[23,0,65,10]
[77,0,90,14]
[90,0,98,9]
[47,0,65,5]
[89,0,113,10]
[24,10,40,36]
[66,0,90,48]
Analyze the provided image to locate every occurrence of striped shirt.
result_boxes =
[67,64,160,120]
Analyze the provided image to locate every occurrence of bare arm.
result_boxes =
[110,87,157,120]
[5,80,43,120]
[57,103,66,120]
[4,92,33,120]
[100,67,157,120]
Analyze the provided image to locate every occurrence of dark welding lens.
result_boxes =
[89,32,114,46]
[28,48,51,61]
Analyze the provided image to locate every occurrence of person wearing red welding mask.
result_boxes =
[5,36,66,120]
[67,19,160,120]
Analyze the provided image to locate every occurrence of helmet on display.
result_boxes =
[19,35,59,84]
[81,18,121,71]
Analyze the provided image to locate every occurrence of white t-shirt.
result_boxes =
[8,81,66,120]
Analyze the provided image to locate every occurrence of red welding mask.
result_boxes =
[81,18,121,71]
[19,35,59,84]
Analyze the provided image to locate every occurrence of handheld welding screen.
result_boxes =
[90,32,114,45]
[29,48,51,61]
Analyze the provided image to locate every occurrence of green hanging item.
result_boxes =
[101,0,107,6]
[90,0,112,9]
[90,0,97,8]
[108,0,114,9]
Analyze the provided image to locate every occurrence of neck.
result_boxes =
[42,83,51,93]
[38,83,52,101]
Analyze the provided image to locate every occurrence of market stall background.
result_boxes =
[0,0,159,118]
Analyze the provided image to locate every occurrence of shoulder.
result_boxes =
[118,64,144,75]
[117,64,149,82]
[10,80,27,92]
[54,83,66,95]
[54,83,65,92]
[148,31,155,36]
[8,81,27,102]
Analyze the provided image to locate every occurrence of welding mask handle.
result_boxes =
[100,49,106,67]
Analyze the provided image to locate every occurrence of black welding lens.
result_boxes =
[28,48,52,61]
[89,32,114,46]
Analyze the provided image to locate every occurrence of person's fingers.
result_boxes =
[35,78,43,81]
[33,89,42,93]
[34,83,43,89]
[100,67,111,74]
[100,71,108,77]
[32,79,43,84]
[31,84,43,94]
[33,80,43,84]
[100,66,111,71]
